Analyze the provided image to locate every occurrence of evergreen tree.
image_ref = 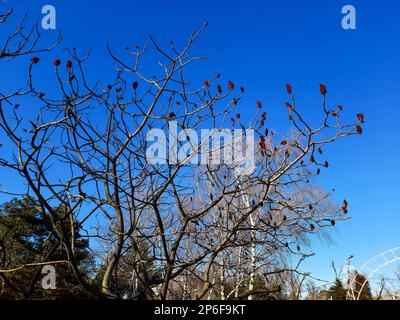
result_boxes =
[327,278,347,300]
[0,197,94,299]
[353,272,373,300]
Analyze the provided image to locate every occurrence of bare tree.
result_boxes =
[305,281,320,300]
[0,9,364,299]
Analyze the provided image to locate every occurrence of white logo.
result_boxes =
[41,5,56,30]
[146,121,255,176]
[341,5,356,30]
[41,265,57,290]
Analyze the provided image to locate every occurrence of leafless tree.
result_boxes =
[0,9,364,299]
[305,281,320,300]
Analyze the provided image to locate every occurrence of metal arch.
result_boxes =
[347,247,400,300]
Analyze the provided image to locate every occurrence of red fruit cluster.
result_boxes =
[342,199,348,214]
[260,111,267,127]
[169,112,176,120]
[259,136,266,150]
[31,56,40,64]
[319,84,327,95]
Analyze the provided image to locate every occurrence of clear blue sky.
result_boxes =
[1,0,399,287]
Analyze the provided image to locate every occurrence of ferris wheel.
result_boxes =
[346,247,400,300]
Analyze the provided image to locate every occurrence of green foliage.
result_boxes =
[353,272,373,300]
[0,197,94,299]
[327,278,347,300]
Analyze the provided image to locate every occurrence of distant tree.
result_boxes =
[376,275,386,300]
[353,272,373,300]
[230,274,281,300]
[327,278,347,300]
[304,281,320,300]
[346,270,373,300]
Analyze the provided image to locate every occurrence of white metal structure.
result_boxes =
[346,247,400,300]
